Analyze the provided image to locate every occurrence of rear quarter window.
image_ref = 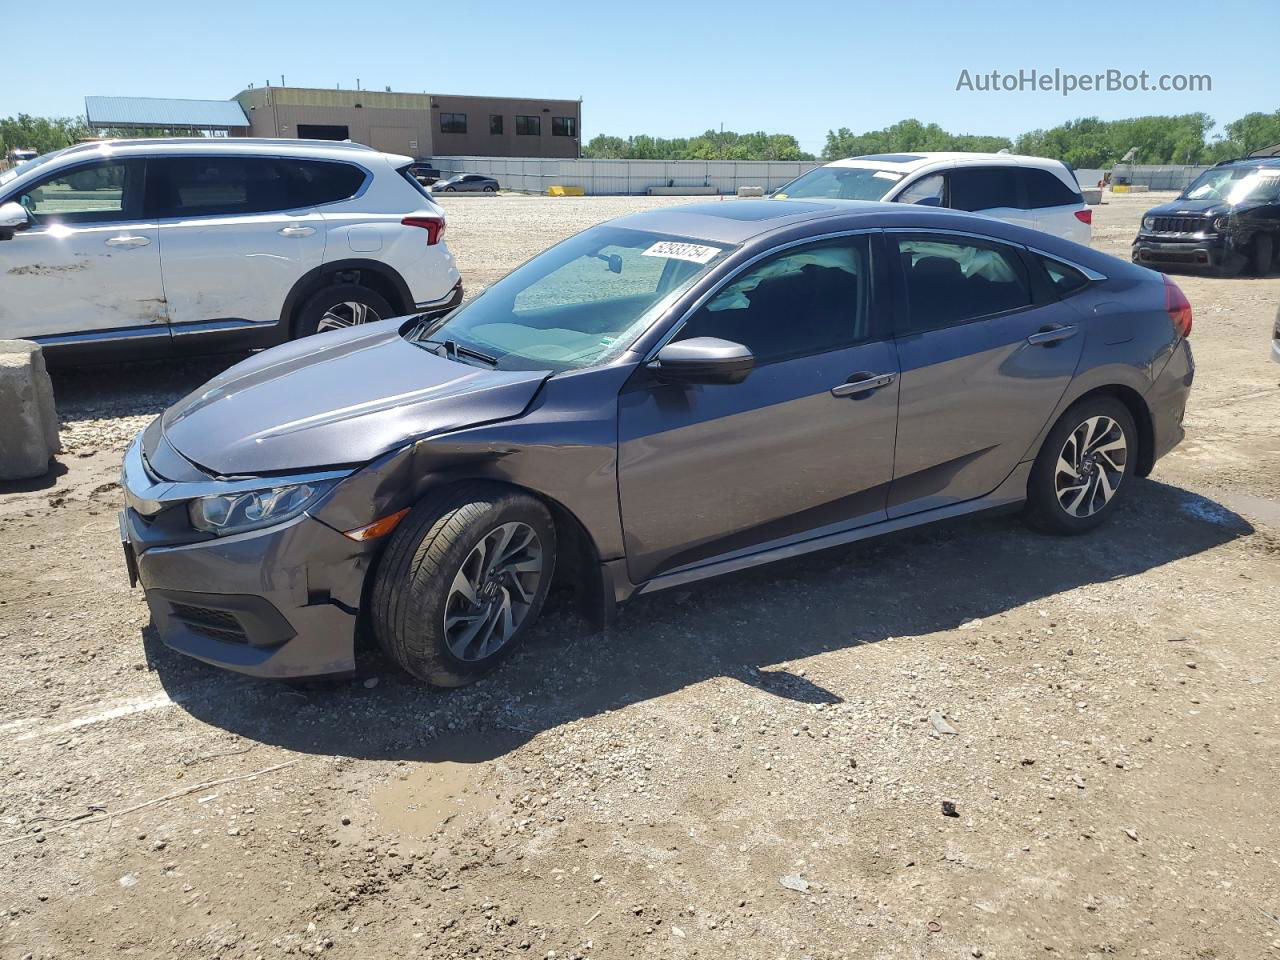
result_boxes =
[1022,168,1082,208]
[948,167,1021,211]
[284,159,367,206]
[1036,254,1091,296]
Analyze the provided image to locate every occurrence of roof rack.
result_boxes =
[69,137,379,152]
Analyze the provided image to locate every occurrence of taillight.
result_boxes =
[1074,208,1092,225]
[1164,274,1193,339]
[401,216,445,245]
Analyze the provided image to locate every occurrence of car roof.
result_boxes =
[36,137,400,166]
[825,151,1070,173]
[1215,156,1280,170]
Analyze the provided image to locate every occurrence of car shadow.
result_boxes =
[146,477,1254,764]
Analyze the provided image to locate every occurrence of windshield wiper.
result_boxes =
[418,337,499,367]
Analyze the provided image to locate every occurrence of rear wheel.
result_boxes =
[1023,396,1137,534]
[371,484,556,687]
[483,185,497,193]
[294,283,393,338]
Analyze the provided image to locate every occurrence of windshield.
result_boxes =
[774,165,904,201]
[1181,166,1280,205]
[413,225,732,372]
[0,151,58,187]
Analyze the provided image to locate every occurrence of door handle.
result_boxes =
[105,235,151,248]
[1026,324,1078,346]
[831,372,896,398]
[278,225,316,237]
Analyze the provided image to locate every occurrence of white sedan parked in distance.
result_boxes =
[774,152,1093,244]
[0,138,463,363]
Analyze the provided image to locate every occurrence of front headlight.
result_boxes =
[189,480,338,535]
[1142,216,1155,230]
[1212,215,1230,232]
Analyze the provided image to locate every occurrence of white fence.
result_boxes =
[1111,164,1211,191]
[433,156,823,195]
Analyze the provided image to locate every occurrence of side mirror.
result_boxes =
[0,201,30,240]
[648,337,754,386]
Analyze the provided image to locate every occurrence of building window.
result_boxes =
[553,116,577,138]
[515,115,541,136]
[440,112,467,134]
[489,114,503,135]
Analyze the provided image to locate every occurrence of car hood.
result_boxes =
[1146,197,1232,217]
[158,319,550,476]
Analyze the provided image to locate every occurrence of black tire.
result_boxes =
[483,185,497,193]
[445,185,457,192]
[1023,396,1138,535]
[1251,234,1274,276]
[371,483,556,687]
[293,283,393,339]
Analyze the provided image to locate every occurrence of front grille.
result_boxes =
[169,603,250,645]
[1140,248,1208,264]
[1150,215,1207,233]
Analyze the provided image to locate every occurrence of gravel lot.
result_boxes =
[2,192,1278,960]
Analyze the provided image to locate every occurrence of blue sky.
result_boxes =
[3,0,1275,155]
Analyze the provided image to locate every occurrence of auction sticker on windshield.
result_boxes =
[642,241,721,264]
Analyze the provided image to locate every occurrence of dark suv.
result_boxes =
[1132,157,1280,275]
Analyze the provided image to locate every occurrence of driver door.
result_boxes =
[0,158,167,341]
[617,234,900,585]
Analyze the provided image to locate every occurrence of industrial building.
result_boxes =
[85,86,583,160]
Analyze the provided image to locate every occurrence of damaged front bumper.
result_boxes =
[119,435,376,679]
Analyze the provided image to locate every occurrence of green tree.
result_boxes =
[1208,110,1280,161]
[583,129,814,161]
[823,119,1009,159]
[0,114,91,157]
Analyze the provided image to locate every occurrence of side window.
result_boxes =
[18,160,133,223]
[1037,254,1090,296]
[673,237,870,364]
[1021,169,1081,208]
[284,159,366,206]
[894,235,1031,333]
[147,157,293,218]
[949,167,1021,211]
[896,173,945,206]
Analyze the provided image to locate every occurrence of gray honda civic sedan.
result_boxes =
[120,199,1194,686]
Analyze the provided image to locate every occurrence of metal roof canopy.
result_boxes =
[85,96,249,130]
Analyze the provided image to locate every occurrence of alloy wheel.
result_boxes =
[317,300,381,332]
[442,522,544,662]
[1054,415,1128,518]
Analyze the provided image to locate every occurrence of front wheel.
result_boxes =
[370,484,556,687]
[1023,397,1137,534]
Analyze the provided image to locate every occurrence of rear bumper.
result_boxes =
[415,279,464,317]
[1147,338,1194,466]
[122,507,373,679]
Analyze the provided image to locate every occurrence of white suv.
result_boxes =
[775,152,1092,244]
[0,138,462,362]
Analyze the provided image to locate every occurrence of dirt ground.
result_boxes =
[2,192,1278,960]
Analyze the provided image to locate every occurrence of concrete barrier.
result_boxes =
[736,186,766,197]
[0,340,60,481]
[1082,188,1103,205]
[646,186,718,196]
[548,185,585,197]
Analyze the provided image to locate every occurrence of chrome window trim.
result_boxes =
[35,326,170,348]
[1023,245,1109,282]
[120,434,351,516]
[643,228,880,361]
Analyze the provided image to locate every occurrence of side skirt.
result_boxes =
[618,462,1032,602]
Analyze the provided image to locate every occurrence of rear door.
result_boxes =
[0,157,166,341]
[885,231,1084,516]
[617,234,900,584]
[1022,167,1090,243]
[147,155,326,332]
[948,165,1037,230]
